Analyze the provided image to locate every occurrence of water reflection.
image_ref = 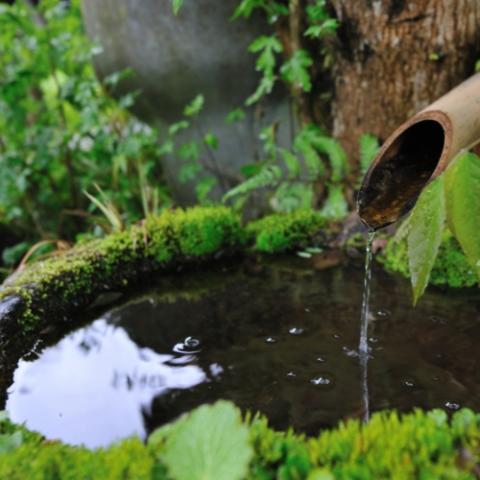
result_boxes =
[7,319,206,448]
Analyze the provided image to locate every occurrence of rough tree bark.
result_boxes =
[328,0,480,169]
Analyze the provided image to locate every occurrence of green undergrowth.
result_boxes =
[1,402,480,479]
[0,206,326,335]
[246,209,325,253]
[382,229,477,289]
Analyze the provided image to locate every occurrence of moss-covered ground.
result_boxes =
[1,403,480,479]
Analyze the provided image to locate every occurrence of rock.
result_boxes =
[81,0,292,204]
[0,295,25,340]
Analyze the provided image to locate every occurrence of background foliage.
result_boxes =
[0,0,170,247]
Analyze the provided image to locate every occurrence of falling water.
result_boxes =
[359,230,375,422]
[359,231,375,355]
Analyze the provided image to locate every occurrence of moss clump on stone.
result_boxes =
[0,206,244,337]
[1,404,480,479]
[382,230,477,289]
[246,209,326,253]
[0,207,327,339]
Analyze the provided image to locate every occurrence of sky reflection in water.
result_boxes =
[7,319,207,448]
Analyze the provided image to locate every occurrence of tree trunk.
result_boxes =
[329,0,480,169]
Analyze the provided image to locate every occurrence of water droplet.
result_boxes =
[289,327,304,336]
[265,336,277,344]
[376,309,391,318]
[316,356,326,363]
[286,371,296,378]
[342,346,358,358]
[445,401,460,411]
[310,376,332,386]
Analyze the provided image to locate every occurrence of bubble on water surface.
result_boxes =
[289,327,304,336]
[342,346,358,358]
[376,309,391,318]
[173,336,201,354]
[310,376,332,386]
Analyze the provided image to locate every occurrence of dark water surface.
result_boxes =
[4,259,480,448]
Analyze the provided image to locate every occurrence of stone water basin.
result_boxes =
[4,259,480,448]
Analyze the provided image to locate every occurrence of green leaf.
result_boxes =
[169,120,190,136]
[171,0,184,15]
[184,94,205,117]
[304,19,338,39]
[246,35,282,105]
[223,165,282,202]
[280,49,313,92]
[407,176,446,305]
[240,163,263,178]
[203,133,218,150]
[359,133,380,176]
[279,148,300,178]
[232,0,264,19]
[0,431,23,455]
[312,136,348,182]
[320,184,348,219]
[178,141,200,160]
[179,162,201,183]
[444,152,480,281]
[271,182,313,213]
[226,108,246,124]
[196,176,217,203]
[156,401,252,480]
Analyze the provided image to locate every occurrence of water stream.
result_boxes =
[359,231,375,422]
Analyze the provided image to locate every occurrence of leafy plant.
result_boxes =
[223,124,351,219]
[160,94,222,203]
[393,152,480,302]
[0,0,169,242]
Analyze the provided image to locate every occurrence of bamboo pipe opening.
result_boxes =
[357,119,446,230]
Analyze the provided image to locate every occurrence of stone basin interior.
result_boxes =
[3,258,480,448]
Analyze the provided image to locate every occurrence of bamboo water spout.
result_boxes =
[357,73,480,230]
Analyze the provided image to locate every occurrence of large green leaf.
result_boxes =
[320,184,348,220]
[171,0,184,15]
[359,133,379,176]
[151,401,252,480]
[444,152,480,281]
[407,176,446,304]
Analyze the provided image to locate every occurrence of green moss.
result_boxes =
[247,209,326,253]
[382,230,477,289]
[0,207,326,337]
[0,206,244,335]
[1,406,480,479]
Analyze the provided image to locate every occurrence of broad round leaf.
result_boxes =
[160,401,253,480]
